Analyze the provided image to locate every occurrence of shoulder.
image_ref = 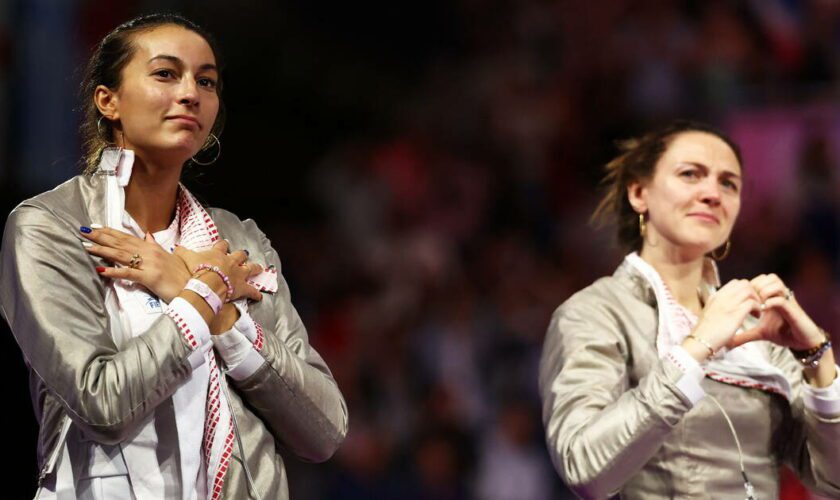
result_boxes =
[206,207,265,240]
[539,274,640,389]
[206,207,281,266]
[5,175,91,231]
[552,273,643,327]
[543,270,652,357]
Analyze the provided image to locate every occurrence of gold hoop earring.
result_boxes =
[710,240,731,261]
[191,133,221,166]
[639,212,647,239]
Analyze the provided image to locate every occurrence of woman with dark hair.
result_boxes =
[0,13,347,499]
[539,121,840,499]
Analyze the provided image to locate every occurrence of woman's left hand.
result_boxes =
[729,273,825,351]
[82,226,192,302]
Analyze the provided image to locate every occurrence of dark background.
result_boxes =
[3,1,840,498]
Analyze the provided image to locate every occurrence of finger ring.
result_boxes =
[785,288,794,301]
[129,253,143,269]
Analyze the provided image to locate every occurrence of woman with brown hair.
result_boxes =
[0,13,346,499]
[539,121,840,499]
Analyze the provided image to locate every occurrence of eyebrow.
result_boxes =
[680,161,741,180]
[148,54,217,72]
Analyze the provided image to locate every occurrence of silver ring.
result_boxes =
[785,288,794,301]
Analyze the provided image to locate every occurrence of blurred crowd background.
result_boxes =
[3,0,840,498]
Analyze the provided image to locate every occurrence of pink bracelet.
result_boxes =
[184,278,223,314]
[193,264,234,302]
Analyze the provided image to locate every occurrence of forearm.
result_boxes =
[231,340,348,462]
[804,350,836,388]
[800,360,840,493]
[543,356,694,498]
[17,311,197,444]
[2,211,208,443]
[790,396,840,496]
[209,303,239,334]
[767,343,840,495]
[213,303,347,461]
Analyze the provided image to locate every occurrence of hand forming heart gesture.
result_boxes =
[728,273,826,351]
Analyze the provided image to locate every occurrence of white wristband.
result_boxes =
[184,278,223,314]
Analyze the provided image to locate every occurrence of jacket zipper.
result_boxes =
[35,414,72,495]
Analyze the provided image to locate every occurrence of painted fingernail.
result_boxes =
[80,226,92,234]
[82,242,93,248]
[96,266,106,273]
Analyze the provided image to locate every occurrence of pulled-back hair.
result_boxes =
[591,120,743,252]
[79,13,224,173]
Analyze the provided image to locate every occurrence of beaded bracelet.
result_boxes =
[192,264,234,302]
[790,328,833,368]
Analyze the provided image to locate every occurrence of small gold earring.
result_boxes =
[639,213,647,239]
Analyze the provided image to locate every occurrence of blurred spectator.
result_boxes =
[475,400,558,500]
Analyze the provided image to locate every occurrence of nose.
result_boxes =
[699,178,721,206]
[177,78,199,107]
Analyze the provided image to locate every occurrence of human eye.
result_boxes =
[197,77,217,90]
[152,68,177,79]
[721,178,739,192]
[678,168,700,180]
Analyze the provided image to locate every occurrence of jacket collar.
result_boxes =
[613,253,721,307]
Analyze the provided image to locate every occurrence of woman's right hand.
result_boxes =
[682,279,761,361]
[174,239,263,303]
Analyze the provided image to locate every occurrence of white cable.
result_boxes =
[707,394,757,500]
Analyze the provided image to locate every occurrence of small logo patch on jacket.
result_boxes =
[143,296,162,314]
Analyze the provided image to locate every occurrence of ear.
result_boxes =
[93,85,120,122]
[626,179,647,214]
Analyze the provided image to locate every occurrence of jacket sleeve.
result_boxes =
[769,344,840,496]
[0,204,200,444]
[225,220,348,463]
[539,297,696,499]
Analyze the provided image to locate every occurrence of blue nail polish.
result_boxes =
[80,226,92,234]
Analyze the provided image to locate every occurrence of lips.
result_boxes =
[687,212,720,224]
[166,115,201,129]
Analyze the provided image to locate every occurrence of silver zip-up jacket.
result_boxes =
[0,173,348,498]
[539,260,840,499]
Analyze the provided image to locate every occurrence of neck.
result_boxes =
[124,154,183,234]
[639,243,705,313]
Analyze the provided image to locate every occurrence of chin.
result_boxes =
[143,143,197,166]
[169,140,202,158]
